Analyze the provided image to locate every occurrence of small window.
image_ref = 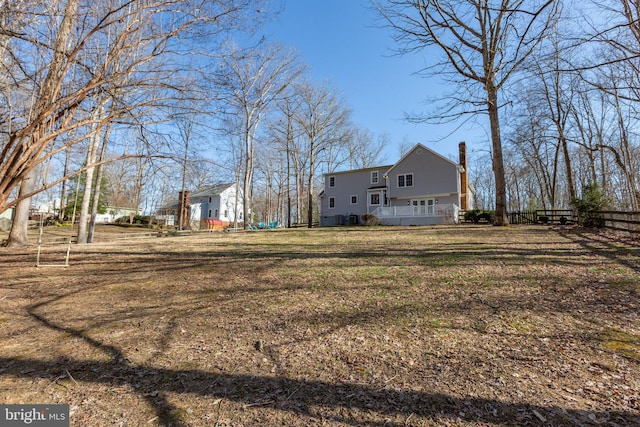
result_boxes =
[398,173,414,188]
[350,195,358,205]
[370,193,380,205]
[371,171,379,184]
[209,197,212,203]
[215,209,218,217]
[208,209,212,217]
[329,176,335,187]
[329,197,335,208]
[224,210,228,218]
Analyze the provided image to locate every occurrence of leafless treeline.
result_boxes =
[494,0,640,213]
[378,0,640,220]
[4,1,639,243]
[0,0,385,244]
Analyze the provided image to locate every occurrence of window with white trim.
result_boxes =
[370,193,380,205]
[329,176,335,187]
[371,171,379,184]
[350,195,358,205]
[397,173,414,188]
[329,197,335,208]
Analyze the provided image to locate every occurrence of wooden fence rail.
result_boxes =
[591,211,640,234]
[460,209,640,234]
[534,209,576,225]
[460,209,576,225]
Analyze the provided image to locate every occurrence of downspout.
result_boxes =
[459,141,468,211]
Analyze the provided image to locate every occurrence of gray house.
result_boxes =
[320,142,472,226]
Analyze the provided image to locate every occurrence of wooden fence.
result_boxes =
[534,209,576,225]
[460,209,640,234]
[589,211,640,234]
[461,209,576,225]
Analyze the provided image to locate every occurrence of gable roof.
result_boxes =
[157,183,237,211]
[323,165,394,177]
[190,183,236,198]
[321,144,460,178]
[385,143,459,175]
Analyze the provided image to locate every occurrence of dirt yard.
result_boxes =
[0,225,639,426]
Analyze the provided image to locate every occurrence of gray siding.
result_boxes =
[320,167,389,225]
[320,144,463,226]
[388,145,459,201]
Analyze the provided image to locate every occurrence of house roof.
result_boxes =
[157,183,236,211]
[190,183,236,198]
[385,143,460,175]
[322,144,460,178]
[323,165,394,177]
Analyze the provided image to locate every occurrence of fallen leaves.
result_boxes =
[1,225,639,425]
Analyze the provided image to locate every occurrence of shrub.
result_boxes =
[115,215,151,225]
[360,213,378,226]
[571,183,609,228]
[464,209,494,224]
[477,211,494,223]
[463,209,480,223]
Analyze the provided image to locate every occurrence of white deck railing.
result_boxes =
[372,203,459,219]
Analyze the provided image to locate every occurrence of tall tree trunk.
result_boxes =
[4,169,37,247]
[487,86,509,226]
[550,142,561,208]
[286,138,292,228]
[58,148,71,221]
[306,145,315,228]
[242,119,253,229]
[87,123,111,243]
[560,136,576,202]
[613,90,640,210]
[77,127,101,243]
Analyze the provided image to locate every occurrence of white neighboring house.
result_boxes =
[97,206,141,223]
[189,183,243,228]
[0,207,14,231]
[320,142,473,226]
[156,183,243,229]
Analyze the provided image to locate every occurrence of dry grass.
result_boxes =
[0,225,639,426]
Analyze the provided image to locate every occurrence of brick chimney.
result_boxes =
[459,142,469,210]
[178,191,190,229]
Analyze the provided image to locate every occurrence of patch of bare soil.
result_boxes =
[0,225,638,426]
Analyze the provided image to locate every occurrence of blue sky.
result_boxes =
[264,0,489,164]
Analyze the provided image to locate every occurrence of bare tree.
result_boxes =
[265,92,303,227]
[77,96,110,243]
[214,42,304,228]
[3,0,80,246]
[531,36,578,202]
[585,0,640,209]
[0,0,268,221]
[376,0,559,225]
[347,128,388,169]
[294,80,352,227]
[506,95,556,209]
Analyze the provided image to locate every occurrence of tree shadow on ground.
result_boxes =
[3,295,636,426]
[556,228,640,274]
[4,227,639,425]
[1,355,636,427]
